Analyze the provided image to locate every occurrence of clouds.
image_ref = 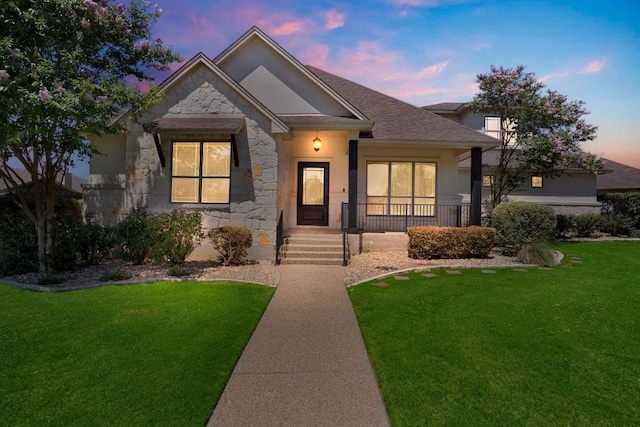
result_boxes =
[324,10,345,29]
[540,59,607,82]
[581,59,606,74]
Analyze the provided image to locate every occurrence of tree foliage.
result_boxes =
[469,65,600,207]
[0,0,180,272]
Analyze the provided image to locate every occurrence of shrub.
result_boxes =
[515,242,557,267]
[600,192,640,236]
[208,226,253,266]
[148,210,204,265]
[492,202,557,256]
[167,264,189,277]
[0,196,38,275]
[599,213,633,237]
[114,207,154,264]
[37,273,63,286]
[49,199,84,272]
[556,214,575,237]
[408,226,496,260]
[98,268,130,282]
[573,213,602,238]
[76,215,114,266]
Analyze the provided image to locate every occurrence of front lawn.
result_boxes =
[0,281,274,427]
[350,241,640,426]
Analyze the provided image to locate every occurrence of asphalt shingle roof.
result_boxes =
[421,102,467,112]
[597,158,640,191]
[306,66,497,144]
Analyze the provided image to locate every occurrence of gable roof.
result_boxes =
[597,158,640,192]
[306,66,497,145]
[152,52,291,135]
[214,27,368,122]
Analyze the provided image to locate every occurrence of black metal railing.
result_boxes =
[341,202,349,266]
[275,210,283,265]
[344,203,472,232]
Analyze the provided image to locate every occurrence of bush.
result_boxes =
[148,210,204,265]
[573,213,602,238]
[599,213,633,236]
[208,226,253,266]
[556,214,575,238]
[167,264,189,277]
[600,192,640,236]
[492,202,557,256]
[515,242,557,267]
[98,268,130,282]
[0,196,38,275]
[408,226,496,260]
[114,207,154,264]
[49,199,84,272]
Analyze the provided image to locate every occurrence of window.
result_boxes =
[482,175,494,187]
[531,176,543,188]
[484,117,501,139]
[366,161,436,216]
[484,116,517,143]
[171,141,231,203]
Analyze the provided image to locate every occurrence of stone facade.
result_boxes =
[84,64,280,260]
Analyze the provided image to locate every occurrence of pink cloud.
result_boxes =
[581,59,606,74]
[261,20,304,36]
[389,0,470,7]
[297,43,331,69]
[325,10,345,29]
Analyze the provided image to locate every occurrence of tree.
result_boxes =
[0,0,179,273]
[469,65,600,208]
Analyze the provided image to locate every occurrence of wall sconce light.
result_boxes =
[312,131,322,152]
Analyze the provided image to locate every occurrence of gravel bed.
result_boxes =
[344,250,522,285]
[1,251,522,291]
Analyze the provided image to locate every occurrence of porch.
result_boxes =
[342,202,473,232]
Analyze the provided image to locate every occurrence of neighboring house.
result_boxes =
[0,168,86,199]
[597,158,640,195]
[423,102,601,214]
[83,27,498,260]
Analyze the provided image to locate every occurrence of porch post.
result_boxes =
[470,147,482,226]
[348,139,358,230]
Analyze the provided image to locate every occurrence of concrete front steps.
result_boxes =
[279,234,346,265]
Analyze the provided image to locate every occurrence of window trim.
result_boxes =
[366,160,437,217]
[170,140,233,204]
[531,176,543,188]
[482,175,494,187]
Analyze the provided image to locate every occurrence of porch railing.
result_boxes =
[344,203,472,232]
[341,202,349,266]
[275,210,283,265]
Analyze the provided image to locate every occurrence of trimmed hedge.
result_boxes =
[492,202,556,256]
[408,226,496,260]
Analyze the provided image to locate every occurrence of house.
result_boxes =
[597,158,640,195]
[0,168,86,199]
[423,102,601,215]
[83,27,498,260]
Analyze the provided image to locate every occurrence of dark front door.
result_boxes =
[297,162,329,226]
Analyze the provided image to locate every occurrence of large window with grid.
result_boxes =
[366,161,436,216]
[171,141,231,203]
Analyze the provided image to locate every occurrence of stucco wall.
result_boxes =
[284,130,350,231]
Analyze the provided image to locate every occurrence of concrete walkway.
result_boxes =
[207,264,390,427]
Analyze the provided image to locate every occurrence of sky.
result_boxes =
[70,0,640,177]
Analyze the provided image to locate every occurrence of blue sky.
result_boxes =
[69,0,640,177]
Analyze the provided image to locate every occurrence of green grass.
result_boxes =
[349,241,640,426]
[0,281,274,427]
